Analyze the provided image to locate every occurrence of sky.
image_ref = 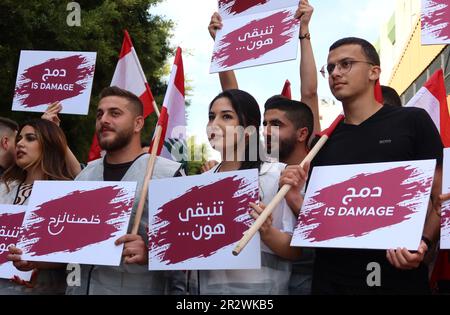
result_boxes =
[149,0,397,159]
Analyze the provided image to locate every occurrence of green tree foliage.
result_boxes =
[0,0,173,162]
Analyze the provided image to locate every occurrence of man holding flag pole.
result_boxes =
[7,84,185,295]
[208,1,328,295]
[9,29,188,293]
[63,86,183,295]
[208,0,321,159]
[64,31,186,294]
[208,0,319,295]
[87,30,160,163]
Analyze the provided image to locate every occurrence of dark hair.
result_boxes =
[329,37,380,66]
[265,94,289,104]
[264,96,314,143]
[381,85,402,107]
[2,119,73,191]
[0,117,18,135]
[99,86,144,116]
[209,89,263,171]
[141,140,151,148]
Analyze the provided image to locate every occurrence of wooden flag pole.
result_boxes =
[232,115,345,256]
[152,100,161,117]
[131,125,163,235]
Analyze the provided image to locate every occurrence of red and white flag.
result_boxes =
[151,47,186,162]
[281,79,292,99]
[375,79,384,104]
[87,30,156,162]
[406,69,450,147]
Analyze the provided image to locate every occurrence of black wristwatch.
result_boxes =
[299,32,310,40]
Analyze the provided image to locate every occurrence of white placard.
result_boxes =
[210,0,300,73]
[148,169,261,270]
[421,0,450,45]
[12,50,96,115]
[19,181,136,266]
[291,160,436,250]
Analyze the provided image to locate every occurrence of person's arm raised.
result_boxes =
[42,102,81,177]
[208,12,238,90]
[296,0,320,136]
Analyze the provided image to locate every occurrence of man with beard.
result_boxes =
[264,96,315,295]
[66,86,185,295]
[207,0,320,166]
[263,97,314,165]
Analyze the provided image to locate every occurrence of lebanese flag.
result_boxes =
[87,30,156,162]
[281,79,292,99]
[375,79,384,104]
[405,69,450,147]
[151,47,186,161]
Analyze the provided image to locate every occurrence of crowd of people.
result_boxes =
[0,0,449,295]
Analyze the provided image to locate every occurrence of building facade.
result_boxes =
[377,0,449,109]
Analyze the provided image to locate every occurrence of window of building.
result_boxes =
[429,55,443,77]
[404,84,415,104]
[401,48,450,103]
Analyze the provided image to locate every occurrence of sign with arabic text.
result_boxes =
[421,0,450,45]
[210,0,300,73]
[12,50,96,115]
[148,169,261,270]
[0,205,31,281]
[291,160,436,250]
[19,181,136,266]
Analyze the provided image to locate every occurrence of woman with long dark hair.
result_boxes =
[1,119,73,196]
[0,119,75,294]
[193,89,302,294]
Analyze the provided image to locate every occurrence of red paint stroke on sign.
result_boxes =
[20,186,133,256]
[297,166,432,242]
[219,0,269,15]
[14,55,95,108]
[422,0,450,41]
[212,10,298,69]
[149,175,258,265]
